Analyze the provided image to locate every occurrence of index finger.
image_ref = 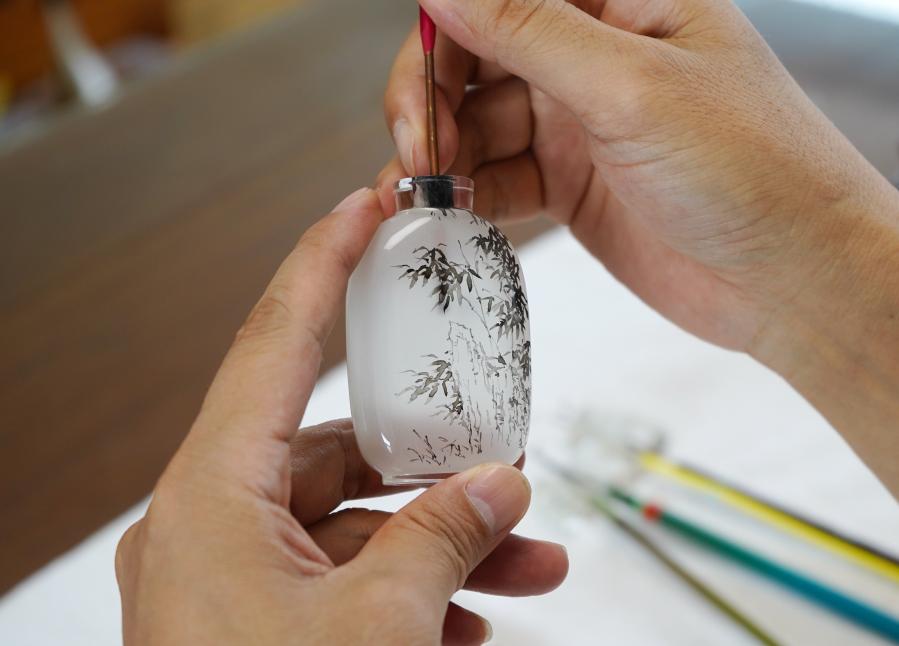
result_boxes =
[189,188,383,471]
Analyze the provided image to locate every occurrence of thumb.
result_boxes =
[421,0,642,123]
[355,464,531,606]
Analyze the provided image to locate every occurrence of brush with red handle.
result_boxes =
[420,7,440,176]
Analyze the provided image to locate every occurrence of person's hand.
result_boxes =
[378,0,899,495]
[115,188,568,645]
[378,0,897,351]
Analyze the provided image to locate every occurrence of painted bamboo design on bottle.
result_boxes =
[396,212,531,466]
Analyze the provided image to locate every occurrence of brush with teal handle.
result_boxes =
[610,487,899,644]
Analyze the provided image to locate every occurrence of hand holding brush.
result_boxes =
[377,0,899,504]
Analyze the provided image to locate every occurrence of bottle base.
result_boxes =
[382,472,458,487]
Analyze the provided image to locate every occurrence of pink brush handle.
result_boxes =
[420,6,436,54]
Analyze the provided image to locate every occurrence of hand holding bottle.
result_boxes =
[115,189,568,646]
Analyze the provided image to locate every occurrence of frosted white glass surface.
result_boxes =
[347,206,531,484]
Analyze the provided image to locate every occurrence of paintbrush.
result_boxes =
[639,452,899,584]
[420,6,439,175]
[539,453,782,646]
[416,7,455,210]
[606,485,899,643]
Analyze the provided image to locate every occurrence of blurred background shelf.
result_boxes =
[0,0,297,95]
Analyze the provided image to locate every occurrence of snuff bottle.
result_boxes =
[346,176,531,485]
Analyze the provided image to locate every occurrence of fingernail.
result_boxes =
[465,465,531,535]
[334,187,372,211]
[481,617,494,644]
[392,119,416,174]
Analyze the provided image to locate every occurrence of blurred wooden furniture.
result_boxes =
[172,0,300,44]
[0,0,896,595]
[0,0,167,92]
[0,0,302,94]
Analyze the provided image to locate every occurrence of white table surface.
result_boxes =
[2,229,898,645]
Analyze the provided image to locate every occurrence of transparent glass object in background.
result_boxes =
[347,176,531,485]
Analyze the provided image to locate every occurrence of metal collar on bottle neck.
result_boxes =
[395,175,474,211]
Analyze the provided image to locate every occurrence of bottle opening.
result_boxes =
[395,175,474,211]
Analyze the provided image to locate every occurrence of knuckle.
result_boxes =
[457,98,483,153]
[582,44,684,139]
[489,0,564,63]
[143,471,207,535]
[327,507,389,540]
[482,166,512,221]
[635,48,721,131]
[114,520,143,584]
[297,220,357,279]
[399,501,487,588]
[637,43,695,89]
[148,474,185,519]
[492,0,547,39]
[235,287,294,345]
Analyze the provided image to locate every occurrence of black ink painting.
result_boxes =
[396,210,531,466]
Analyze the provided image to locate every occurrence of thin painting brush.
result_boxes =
[415,7,454,209]
[609,486,899,644]
[539,454,782,646]
[420,7,440,175]
[639,452,899,585]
